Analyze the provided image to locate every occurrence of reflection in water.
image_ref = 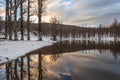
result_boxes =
[5,52,43,80]
[50,40,120,59]
[1,40,120,80]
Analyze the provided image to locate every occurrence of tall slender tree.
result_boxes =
[20,0,24,40]
[14,0,18,40]
[5,0,9,39]
[8,0,13,40]
[38,0,42,41]
[27,0,30,40]
[37,0,47,41]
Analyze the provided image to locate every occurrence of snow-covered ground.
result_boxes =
[0,40,53,65]
[0,32,54,65]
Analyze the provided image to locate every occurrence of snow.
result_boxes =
[0,31,55,65]
[10,32,55,42]
[0,40,52,64]
[0,33,4,38]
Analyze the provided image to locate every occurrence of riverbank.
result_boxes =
[0,40,53,64]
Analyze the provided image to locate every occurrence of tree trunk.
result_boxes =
[5,0,9,39]
[8,0,12,40]
[27,0,30,40]
[52,26,57,41]
[38,0,42,41]
[20,0,24,40]
[14,0,18,40]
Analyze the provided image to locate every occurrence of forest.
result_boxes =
[0,0,120,41]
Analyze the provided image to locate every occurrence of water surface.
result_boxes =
[0,40,120,80]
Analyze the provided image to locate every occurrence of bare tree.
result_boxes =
[37,0,47,41]
[13,0,17,40]
[38,0,42,40]
[13,0,20,40]
[3,0,13,40]
[50,17,60,41]
[5,0,9,39]
[8,0,13,40]
[0,16,3,32]
[113,18,119,41]
[26,0,37,40]
[20,0,24,40]
[27,0,30,40]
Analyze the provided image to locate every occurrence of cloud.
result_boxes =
[72,0,120,9]
[44,0,120,25]
[0,0,120,25]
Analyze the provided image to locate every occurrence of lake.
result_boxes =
[0,40,120,80]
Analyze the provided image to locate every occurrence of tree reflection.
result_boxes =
[50,41,63,62]
[51,40,120,59]
[5,53,43,80]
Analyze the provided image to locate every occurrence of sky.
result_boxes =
[44,0,120,25]
[0,0,120,26]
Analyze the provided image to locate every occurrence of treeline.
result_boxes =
[34,19,120,41]
[0,18,120,41]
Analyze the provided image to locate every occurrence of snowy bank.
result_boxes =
[0,41,52,65]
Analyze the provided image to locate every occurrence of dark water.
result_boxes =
[0,40,120,80]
